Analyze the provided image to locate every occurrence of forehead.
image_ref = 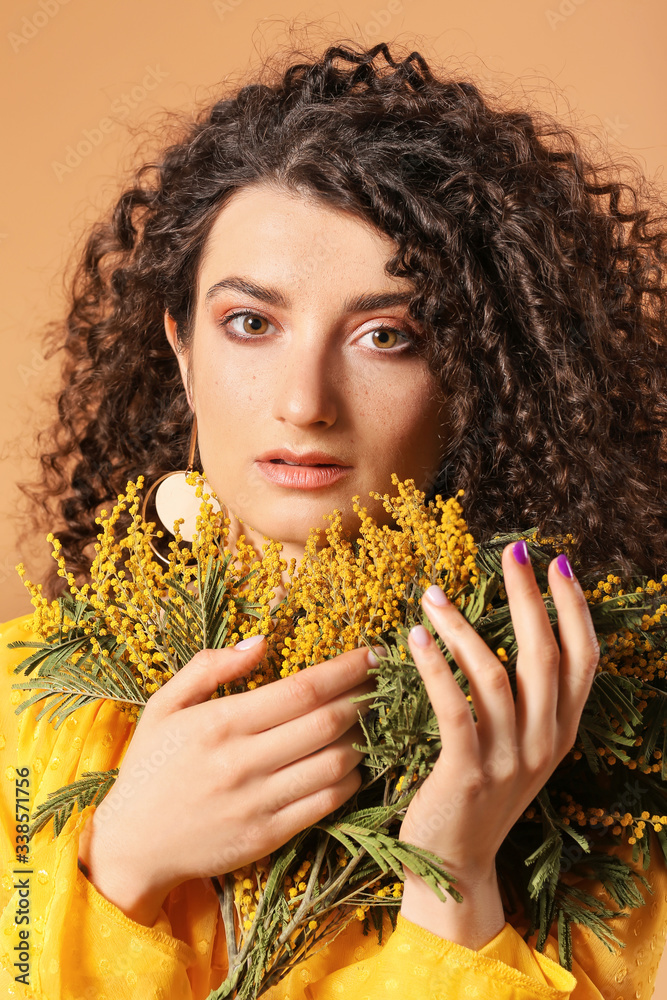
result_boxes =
[196,182,412,302]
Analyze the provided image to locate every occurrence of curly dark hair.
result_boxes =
[22,39,667,599]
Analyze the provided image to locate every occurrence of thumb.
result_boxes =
[147,636,266,717]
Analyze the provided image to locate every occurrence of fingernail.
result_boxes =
[409,625,431,647]
[423,585,448,607]
[366,645,384,666]
[513,540,530,565]
[556,553,574,579]
[235,634,264,649]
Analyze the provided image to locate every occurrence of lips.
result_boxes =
[272,458,331,466]
[254,450,353,490]
[256,448,351,467]
[273,459,320,466]
[255,462,352,489]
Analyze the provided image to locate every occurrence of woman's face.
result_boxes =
[165,182,448,567]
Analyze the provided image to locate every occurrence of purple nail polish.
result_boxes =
[513,540,530,565]
[556,553,574,579]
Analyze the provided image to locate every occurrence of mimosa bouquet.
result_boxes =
[10,473,667,997]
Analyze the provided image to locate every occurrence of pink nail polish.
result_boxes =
[235,634,264,649]
[556,553,574,579]
[423,585,448,607]
[409,625,431,647]
[513,540,530,565]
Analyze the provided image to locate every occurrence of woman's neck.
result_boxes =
[222,509,308,613]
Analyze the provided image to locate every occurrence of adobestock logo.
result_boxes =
[18,346,49,386]
[604,116,630,140]
[358,0,405,43]
[51,65,169,182]
[8,0,73,54]
[212,0,245,18]
[545,0,588,30]
[92,726,188,828]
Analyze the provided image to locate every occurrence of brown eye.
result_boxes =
[371,328,400,349]
[242,314,269,335]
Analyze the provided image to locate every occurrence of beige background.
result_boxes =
[1,0,666,991]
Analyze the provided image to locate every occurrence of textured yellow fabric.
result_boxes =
[1,613,666,999]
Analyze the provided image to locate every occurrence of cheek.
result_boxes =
[196,365,259,432]
[368,372,442,453]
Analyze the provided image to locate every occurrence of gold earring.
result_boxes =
[141,414,221,562]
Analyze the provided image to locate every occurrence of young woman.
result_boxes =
[2,40,667,999]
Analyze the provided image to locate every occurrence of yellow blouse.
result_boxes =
[1,613,666,999]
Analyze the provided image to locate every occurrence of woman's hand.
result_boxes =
[397,542,600,946]
[77,639,374,926]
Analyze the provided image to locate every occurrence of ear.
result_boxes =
[164,310,194,411]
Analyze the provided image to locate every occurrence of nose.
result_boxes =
[271,334,338,429]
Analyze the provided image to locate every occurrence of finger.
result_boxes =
[271,769,363,842]
[255,681,374,769]
[417,585,517,752]
[148,638,267,719]
[406,616,478,769]
[547,553,600,745]
[501,541,560,750]
[270,724,365,809]
[233,645,374,732]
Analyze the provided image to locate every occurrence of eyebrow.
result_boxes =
[204,276,413,313]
